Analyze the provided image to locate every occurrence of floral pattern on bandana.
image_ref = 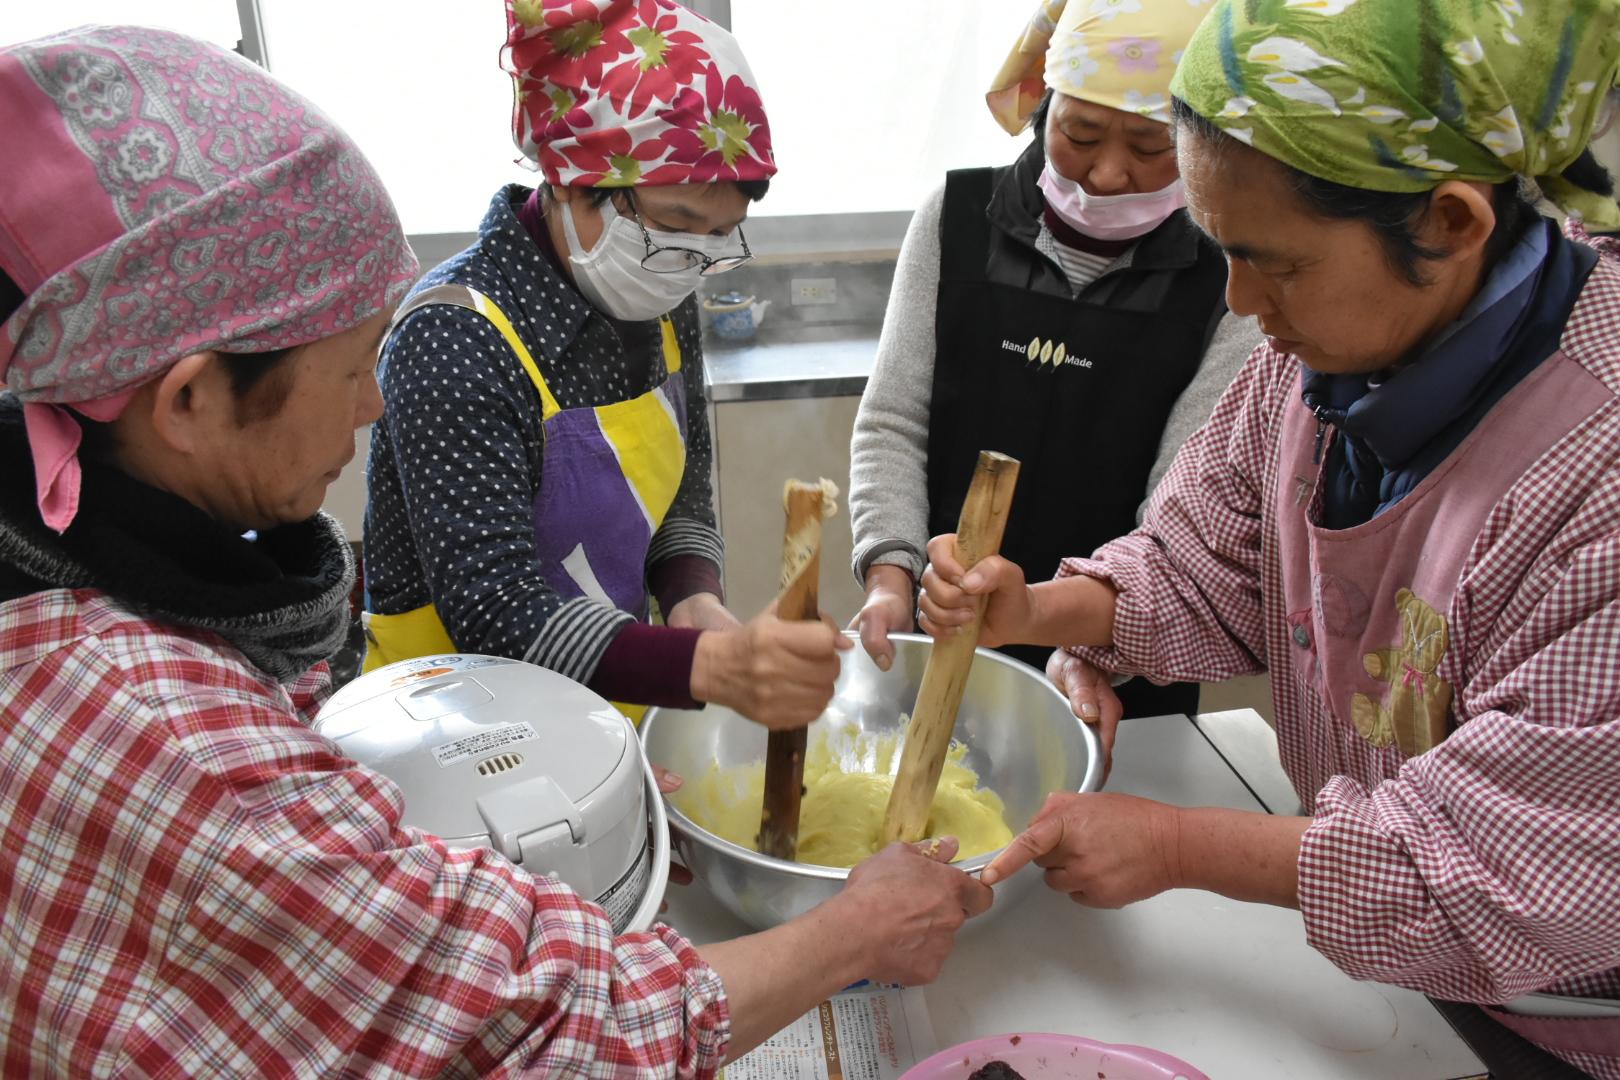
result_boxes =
[0,26,417,407]
[505,0,776,187]
[1171,0,1620,228]
[988,0,1217,133]
[1111,36,1163,73]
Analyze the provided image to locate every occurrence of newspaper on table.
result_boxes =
[719,983,937,1080]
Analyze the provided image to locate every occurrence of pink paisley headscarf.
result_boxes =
[503,0,776,186]
[0,26,418,532]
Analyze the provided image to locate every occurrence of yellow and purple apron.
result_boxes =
[362,285,688,721]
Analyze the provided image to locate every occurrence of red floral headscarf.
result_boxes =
[504,0,777,187]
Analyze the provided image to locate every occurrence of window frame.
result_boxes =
[234,0,270,67]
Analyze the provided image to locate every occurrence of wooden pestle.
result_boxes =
[756,480,834,861]
[882,451,1020,845]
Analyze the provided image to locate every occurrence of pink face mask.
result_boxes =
[1038,162,1187,242]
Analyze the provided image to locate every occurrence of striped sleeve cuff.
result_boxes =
[524,596,637,685]
[647,517,724,571]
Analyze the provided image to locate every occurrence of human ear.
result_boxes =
[1424,180,1496,262]
[146,352,225,455]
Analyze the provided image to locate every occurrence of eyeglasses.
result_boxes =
[623,192,753,276]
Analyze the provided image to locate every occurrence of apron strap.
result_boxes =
[387,283,563,421]
[658,316,681,375]
[388,284,684,411]
[939,166,998,281]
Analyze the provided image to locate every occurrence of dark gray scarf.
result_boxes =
[0,396,353,684]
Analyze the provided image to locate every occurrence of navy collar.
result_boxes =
[1300,216,1597,529]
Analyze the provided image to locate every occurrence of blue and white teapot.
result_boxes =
[702,291,771,341]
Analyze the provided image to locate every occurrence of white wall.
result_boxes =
[325,426,372,538]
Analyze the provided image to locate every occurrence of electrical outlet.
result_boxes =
[791,277,838,306]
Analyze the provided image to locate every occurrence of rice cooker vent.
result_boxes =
[476,752,525,776]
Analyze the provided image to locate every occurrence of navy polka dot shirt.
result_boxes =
[363,186,722,685]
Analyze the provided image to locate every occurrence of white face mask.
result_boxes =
[1037,163,1187,243]
[559,196,736,322]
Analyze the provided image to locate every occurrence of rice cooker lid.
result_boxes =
[315,655,635,853]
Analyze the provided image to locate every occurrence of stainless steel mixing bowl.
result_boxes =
[640,633,1103,931]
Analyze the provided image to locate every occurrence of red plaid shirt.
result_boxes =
[1067,225,1620,1078]
[0,588,729,1078]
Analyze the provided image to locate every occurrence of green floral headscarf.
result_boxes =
[1170,0,1620,228]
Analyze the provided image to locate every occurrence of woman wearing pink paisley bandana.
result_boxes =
[361,0,855,736]
[0,23,988,1078]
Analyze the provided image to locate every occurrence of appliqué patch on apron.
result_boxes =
[1350,587,1453,758]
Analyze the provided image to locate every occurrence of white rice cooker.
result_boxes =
[315,654,668,933]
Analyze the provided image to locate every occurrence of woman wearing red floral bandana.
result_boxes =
[362,0,853,731]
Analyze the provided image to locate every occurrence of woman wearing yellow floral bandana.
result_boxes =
[848,0,1258,724]
[923,2,1620,1076]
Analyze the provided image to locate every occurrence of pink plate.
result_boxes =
[904,1032,1209,1080]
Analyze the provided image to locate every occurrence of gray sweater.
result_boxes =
[849,182,1261,583]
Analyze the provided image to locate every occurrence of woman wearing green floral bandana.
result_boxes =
[920,3,1620,1076]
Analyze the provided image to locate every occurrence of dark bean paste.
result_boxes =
[966,1063,1025,1080]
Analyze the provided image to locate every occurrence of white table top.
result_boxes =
[662,711,1486,1079]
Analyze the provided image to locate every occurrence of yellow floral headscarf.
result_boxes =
[987,0,1218,134]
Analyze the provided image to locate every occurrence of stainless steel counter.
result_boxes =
[702,328,879,402]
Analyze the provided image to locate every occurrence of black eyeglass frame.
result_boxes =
[621,191,753,276]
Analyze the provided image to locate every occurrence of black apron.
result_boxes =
[926,164,1228,718]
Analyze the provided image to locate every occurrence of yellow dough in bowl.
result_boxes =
[677,728,1013,868]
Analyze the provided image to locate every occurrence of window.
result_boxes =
[6,2,1042,249]
[257,0,536,236]
[726,2,1037,218]
[259,2,1040,234]
[1,2,242,53]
